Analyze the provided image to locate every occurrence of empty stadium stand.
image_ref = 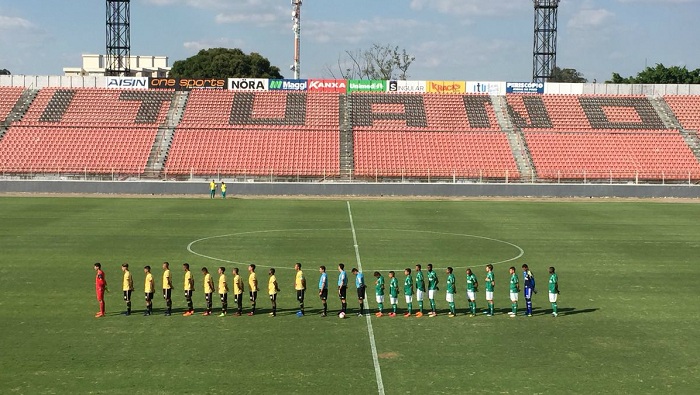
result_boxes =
[664,95,700,131]
[0,88,172,174]
[351,93,519,179]
[164,91,340,177]
[505,94,700,180]
[0,87,23,123]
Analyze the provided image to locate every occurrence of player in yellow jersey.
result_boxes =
[121,263,134,316]
[221,181,227,199]
[268,268,280,317]
[209,179,216,199]
[232,267,244,316]
[183,263,195,316]
[294,262,306,316]
[143,265,154,316]
[201,267,215,316]
[162,262,173,316]
[247,264,258,316]
[217,267,228,317]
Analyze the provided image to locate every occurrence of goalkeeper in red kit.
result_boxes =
[94,262,107,317]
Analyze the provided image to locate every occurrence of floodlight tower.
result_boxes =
[291,0,302,79]
[106,0,131,76]
[532,0,560,83]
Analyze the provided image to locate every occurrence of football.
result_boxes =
[338,311,346,319]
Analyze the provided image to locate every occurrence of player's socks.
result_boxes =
[430,299,436,312]
[377,302,383,313]
[526,299,533,315]
[511,303,517,315]
[251,303,256,314]
[552,302,557,314]
[342,302,347,313]
[126,301,131,314]
[488,302,494,315]
[359,302,364,315]
[418,301,423,313]
[407,302,413,314]
[392,304,397,313]
[300,302,304,314]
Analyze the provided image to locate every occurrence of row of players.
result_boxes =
[93,262,561,318]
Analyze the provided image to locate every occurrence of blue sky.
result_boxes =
[1,0,699,82]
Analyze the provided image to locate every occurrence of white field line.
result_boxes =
[346,201,385,395]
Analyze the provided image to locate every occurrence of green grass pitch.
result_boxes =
[0,196,698,394]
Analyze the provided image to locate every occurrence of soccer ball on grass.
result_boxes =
[339,311,346,319]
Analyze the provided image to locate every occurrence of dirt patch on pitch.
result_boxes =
[378,352,400,359]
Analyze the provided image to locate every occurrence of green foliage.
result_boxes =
[0,197,698,393]
[549,66,587,83]
[608,63,700,84]
[169,48,283,79]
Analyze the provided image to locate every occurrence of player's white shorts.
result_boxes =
[416,289,424,301]
[467,291,476,301]
[485,291,494,301]
[390,296,398,305]
[428,289,436,299]
[510,292,519,302]
[445,292,454,303]
[405,295,413,304]
[376,294,384,304]
[549,292,558,303]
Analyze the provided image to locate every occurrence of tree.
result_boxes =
[549,66,587,83]
[607,63,700,84]
[0,69,10,75]
[169,48,283,79]
[327,43,415,80]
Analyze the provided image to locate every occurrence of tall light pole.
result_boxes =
[532,0,560,83]
[291,0,302,79]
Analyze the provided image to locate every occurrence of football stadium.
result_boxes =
[1,1,699,394]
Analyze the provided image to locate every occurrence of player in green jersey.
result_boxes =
[484,264,495,316]
[445,267,456,317]
[374,271,385,317]
[508,266,520,317]
[426,263,439,317]
[403,268,414,317]
[388,271,399,317]
[465,268,479,316]
[414,264,425,317]
[548,266,559,317]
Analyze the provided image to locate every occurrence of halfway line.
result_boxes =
[347,201,385,395]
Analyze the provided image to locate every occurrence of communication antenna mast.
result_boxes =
[291,0,302,79]
[532,0,560,83]
[106,0,131,76]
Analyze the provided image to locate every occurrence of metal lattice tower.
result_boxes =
[291,0,302,79]
[532,0,560,83]
[106,0,131,76]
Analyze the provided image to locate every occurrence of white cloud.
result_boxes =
[568,8,615,29]
[410,0,528,16]
[306,18,428,45]
[183,38,245,52]
[0,14,34,30]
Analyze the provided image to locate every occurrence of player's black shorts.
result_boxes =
[338,286,347,299]
[296,289,305,302]
[319,288,328,300]
[145,292,154,301]
[249,291,258,302]
[357,286,366,300]
[269,293,277,301]
[219,293,227,303]
[123,290,132,301]
[205,292,212,302]
[234,293,242,305]
[162,288,172,299]
[184,290,193,300]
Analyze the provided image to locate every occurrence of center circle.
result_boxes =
[187,228,524,270]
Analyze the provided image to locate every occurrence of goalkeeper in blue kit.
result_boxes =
[522,264,536,316]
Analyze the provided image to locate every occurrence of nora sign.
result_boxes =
[227,78,269,91]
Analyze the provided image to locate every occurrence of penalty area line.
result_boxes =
[346,201,385,395]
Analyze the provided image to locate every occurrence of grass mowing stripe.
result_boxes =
[347,201,385,395]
